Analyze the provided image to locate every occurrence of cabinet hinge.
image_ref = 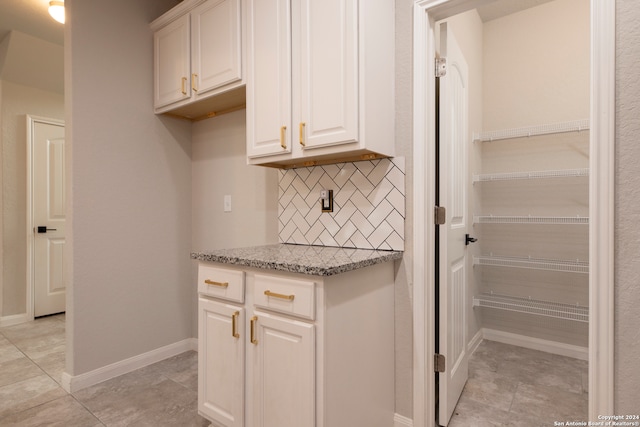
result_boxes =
[434,353,446,373]
[435,57,447,77]
[434,206,446,225]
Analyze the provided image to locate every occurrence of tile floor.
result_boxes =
[0,314,211,426]
[2,316,589,426]
[448,339,589,427]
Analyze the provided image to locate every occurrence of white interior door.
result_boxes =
[31,117,66,317]
[437,23,469,426]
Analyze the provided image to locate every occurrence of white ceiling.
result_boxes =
[0,0,559,46]
[0,0,64,46]
[0,0,64,94]
[475,0,557,22]
[0,0,556,95]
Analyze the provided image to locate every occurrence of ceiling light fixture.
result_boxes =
[48,1,65,24]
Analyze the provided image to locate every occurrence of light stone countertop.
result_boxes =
[191,244,403,276]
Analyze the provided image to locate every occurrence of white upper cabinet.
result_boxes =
[152,0,245,120]
[191,0,242,95]
[298,0,358,150]
[154,14,191,108]
[245,0,292,158]
[246,0,395,167]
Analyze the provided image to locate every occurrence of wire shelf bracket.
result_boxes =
[473,255,589,274]
[473,119,590,143]
[473,215,589,225]
[473,292,589,323]
[473,168,589,183]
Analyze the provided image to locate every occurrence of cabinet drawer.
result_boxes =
[253,274,315,320]
[198,264,244,303]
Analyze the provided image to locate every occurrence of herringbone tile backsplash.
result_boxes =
[278,158,405,251]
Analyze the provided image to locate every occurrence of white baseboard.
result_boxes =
[467,328,483,356]
[394,413,413,427]
[61,337,198,393]
[481,328,588,361]
[187,337,198,351]
[0,313,30,328]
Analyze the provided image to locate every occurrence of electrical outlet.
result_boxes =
[224,195,232,212]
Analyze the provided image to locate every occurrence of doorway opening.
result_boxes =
[27,115,66,320]
[412,0,615,426]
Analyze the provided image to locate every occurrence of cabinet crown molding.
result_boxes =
[150,0,207,30]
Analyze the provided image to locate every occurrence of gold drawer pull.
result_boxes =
[191,73,198,92]
[231,311,240,338]
[280,126,287,149]
[181,77,187,95]
[204,279,229,288]
[299,122,306,146]
[264,290,295,301]
[250,316,258,344]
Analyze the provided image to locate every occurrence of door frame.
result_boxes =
[26,115,66,321]
[411,1,615,425]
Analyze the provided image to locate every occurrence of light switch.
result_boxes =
[320,189,333,213]
[224,195,232,212]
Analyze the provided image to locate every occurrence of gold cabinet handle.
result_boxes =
[191,73,198,92]
[299,122,306,146]
[280,126,287,149]
[231,311,240,338]
[204,279,229,288]
[181,77,187,95]
[250,316,258,344]
[264,290,295,301]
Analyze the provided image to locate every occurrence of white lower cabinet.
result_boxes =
[197,261,394,427]
[198,297,245,427]
[248,311,315,427]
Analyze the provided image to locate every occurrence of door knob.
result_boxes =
[465,234,477,245]
[36,226,57,233]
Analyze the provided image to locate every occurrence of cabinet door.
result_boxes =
[249,311,315,427]
[199,297,245,427]
[297,0,358,150]
[154,14,191,108]
[191,0,242,95]
[246,0,292,159]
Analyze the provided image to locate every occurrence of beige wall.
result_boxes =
[191,110,278,253]
[482,0,590,130]
[0,81,64,317]
[190,109,279,332]
[393,0,414,418]
[60,0,640,416]
[479,0,590,346]
[66,0,192,375]
[615,0,640,413]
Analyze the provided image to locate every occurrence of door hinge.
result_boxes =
[434,353,446,373]
[435,57,447,77]
[434,206,446,225]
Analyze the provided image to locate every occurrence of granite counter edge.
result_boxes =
[190,251,403,276]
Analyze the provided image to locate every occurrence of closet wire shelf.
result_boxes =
[473,215,589,225]
[473,293,589,323]
[473,168,589,183]
[473,119,590,142]
[473,255,589,273]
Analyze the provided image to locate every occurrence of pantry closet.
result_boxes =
[438,0,590,424]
